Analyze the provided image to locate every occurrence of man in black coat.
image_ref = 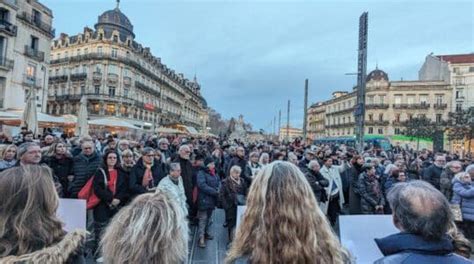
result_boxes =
[129,147,165,197]
[422,154,446,190]
[69,141,102,198]
[305,160,329,203]
[173,145,195,218]
[226,146,247,178]
[298,149,315,174]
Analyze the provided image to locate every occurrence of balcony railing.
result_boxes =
[17,11,55,38]
[70,73,87,82]
[0,19,17,36]
[433,103,448,110]
[107,73,118,84]
[48,75,68,83]
[392,103,430,109]
[326,107,354,116]
[326,122,355,128]
[366,103,389,110]
[365,120,390,126]
[0,56,14,70]
[24,45,44,62]
[135,81,161,98]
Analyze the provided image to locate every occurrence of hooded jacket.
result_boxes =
[451,178,474,222]
[0,230,86,264]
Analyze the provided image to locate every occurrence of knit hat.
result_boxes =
[204,157,215,167]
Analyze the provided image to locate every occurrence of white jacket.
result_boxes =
[157,175,188,215]
[319,164,346,214]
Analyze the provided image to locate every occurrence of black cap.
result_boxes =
[204,157,215,167]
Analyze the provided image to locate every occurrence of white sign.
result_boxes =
[57,198,87,232]
[339,215,398,264]
[236,206,247,229]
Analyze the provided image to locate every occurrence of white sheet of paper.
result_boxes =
[339,215,399,264]
[57,198,87,232]
[236,205,247,230]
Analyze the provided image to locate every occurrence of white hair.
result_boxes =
[466,164,474,174]
[230,165,242,174]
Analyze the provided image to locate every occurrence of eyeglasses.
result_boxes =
[108,156,117,159]
[145,154,155,157]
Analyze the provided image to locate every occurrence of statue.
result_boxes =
[228,114,248,142]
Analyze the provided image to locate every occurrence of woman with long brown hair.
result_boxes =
[226,161,350,264]
[43,142,74,197]
[0,165,86,263]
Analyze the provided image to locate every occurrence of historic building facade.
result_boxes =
[307,68,452,141]
[279,126,303,142]
[46,4,207,131]
[0,0,54,112]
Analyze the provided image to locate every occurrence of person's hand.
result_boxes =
[67,175,74,182]
[111,199,120,207]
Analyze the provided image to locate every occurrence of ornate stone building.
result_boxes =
[0,0,54,112]
[307,68,452,141]
[46,3,208,131]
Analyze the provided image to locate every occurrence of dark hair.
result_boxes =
[102,150,119,170]
[362,164,374,173]
[387,180,452,241]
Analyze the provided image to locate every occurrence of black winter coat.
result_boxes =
[226,156,247,178]
[173,156,194,205]
[220,177,247,226]
[129,158,165,196]
[304,170,329,203]
[357,172,385,214]
[69,152,102,198]
[422,164,443,190]
[348,164,363,214]
[43,155,74,197]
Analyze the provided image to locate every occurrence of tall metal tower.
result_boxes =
[303,79,309,141]
[355,12,368,153]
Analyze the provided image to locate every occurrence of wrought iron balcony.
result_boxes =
[135,81,160,98]
[70,73,87,82]
[365,120,390,126]
[433,103,448,110]
[0,19,17,36]
[48,75,68,83]
[0,56,14,70]
[17,11,55,38]
[24,45,44,62]
[365,103,389,110]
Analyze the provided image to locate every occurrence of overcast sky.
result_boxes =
[43,0,473,131]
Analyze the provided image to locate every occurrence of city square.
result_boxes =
[0,0,473,263]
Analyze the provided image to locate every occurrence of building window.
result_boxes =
[378,113,383,121]
[26,64,36,79]
[97,46,103,55]
[124,88,129,97]
[80,85,85,94]
[456,90,463,99]
[76,49,81,56]
[108,86,116,97]
[368,114,373,121]
[407,95,415,104]
[106,104,115,115]
[111,48,118,58]
[113,35,118,43]
[367,95,374,104]
[379,95,385,104]
[436,114,442,123]
[394,95,402,105]
[395,113,400,122]
[84,48,88,55]
[456,103,462,112]
[420,95,428,105]
[30,36,39,50]
[378,128,383,134]
[395,128,401,135]
[408,114,413,120]
[469,67,474,72]
[94,85,100,94]
[436,94,443,105]
[368,127,373,134]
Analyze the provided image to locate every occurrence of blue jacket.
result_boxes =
[197,167,220,210]
[451,179,474,221]
[374,232,470,264]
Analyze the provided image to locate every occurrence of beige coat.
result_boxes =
[319,164,346,214]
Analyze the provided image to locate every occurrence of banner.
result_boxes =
[339,215,398,264]
[57,198,87,232]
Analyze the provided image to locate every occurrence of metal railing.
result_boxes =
[0,19,17,36]
[0,56,14,70]
[24,45,44,62]
[48,75,68,83]
[17,11,55,37]
[70,73,87,82]
[365,103,389,109]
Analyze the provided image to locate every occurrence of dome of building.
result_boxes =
[366,68,389,82]
[95,6,135,39]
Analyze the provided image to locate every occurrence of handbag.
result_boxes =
[78,169,107,210]
[450,203,463,222]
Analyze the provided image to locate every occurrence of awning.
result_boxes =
[0,111,75,125]
[184,126,199,135]
[157,127,186,134]
[89,117,139,130]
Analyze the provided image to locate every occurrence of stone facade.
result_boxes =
[46,4,208,131]
[419,53,474,112]
[279,126,303,142]
[307,68,452,141]
[0,0,54,112]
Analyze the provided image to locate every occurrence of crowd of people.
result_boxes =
[0,128,473,263]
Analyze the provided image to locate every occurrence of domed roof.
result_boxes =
[366,68,389,82]
[95,7,135,38]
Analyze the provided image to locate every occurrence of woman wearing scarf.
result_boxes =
[220,165,248,245]
[197,157,220,248]
[116,149,135,206]
[129,147,165,198]
[357,164,385,214]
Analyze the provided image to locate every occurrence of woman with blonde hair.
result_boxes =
[0,144,17,172]
[226,161,350,264]
[0,165,86,263]
[100,191,189,264]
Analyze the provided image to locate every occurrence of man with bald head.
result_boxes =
[375,180,470,263]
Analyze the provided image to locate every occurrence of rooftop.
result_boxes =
[436,54,474,64]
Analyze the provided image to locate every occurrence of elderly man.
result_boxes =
[423,153,446,190]
[440,160,463,200]
[17,142,42,166]
[173,145,194,218]
[226,146,247,178]
[375,180,470,263]
[305,160,329,203]
[320,156,346,226]
[69,140,102,198]
[157,163,187,215]
[158,138,171,163]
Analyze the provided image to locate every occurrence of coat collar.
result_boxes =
[375,232,454,256]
